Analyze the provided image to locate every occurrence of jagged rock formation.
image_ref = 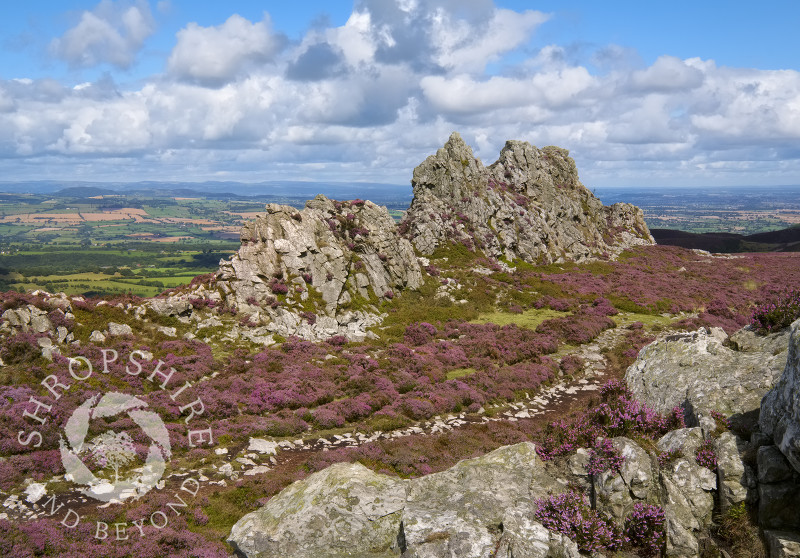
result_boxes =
[228,443,580,558]
[214,195,422,341]
[628,320,800,537]
[760,318,800,472]
[227,434,753,558]
[401,132,654,263]
[209,133,654,340]
[624,326,790,426]
[757,318,800,533]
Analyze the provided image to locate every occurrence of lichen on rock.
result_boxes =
[215,194,423,341]
[401,132,653,264]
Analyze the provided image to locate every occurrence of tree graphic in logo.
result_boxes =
[60,392,171,503]
[89,431,137,484]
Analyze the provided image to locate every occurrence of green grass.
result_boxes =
[446,367,477,380]
[471,308,570,329]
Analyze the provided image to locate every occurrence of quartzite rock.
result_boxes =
[228,462,407,558]
[401,442,563,557]
[594,437,655,524]
[759,319,800,474]
[228,443,580,558]
[401,132,653,264]
[216,195,422,341]
[715,431,749,512]
[625,327,789,423]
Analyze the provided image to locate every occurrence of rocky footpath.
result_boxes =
[401,132,653,263]
[228,320,800,558]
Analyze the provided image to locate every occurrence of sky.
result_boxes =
[1,1,799,188]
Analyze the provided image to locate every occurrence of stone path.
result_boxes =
[0,318,660,521]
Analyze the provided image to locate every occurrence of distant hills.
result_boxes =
[0,180,413,208]
[652,226,800,252]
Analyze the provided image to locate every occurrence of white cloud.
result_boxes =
[420,66,594,114]
[3,1,800,187]
[167,14,285,86]
[50,0,154,69]
[631,55,704,92]
[432,8,548,73]
[329,10,377,67]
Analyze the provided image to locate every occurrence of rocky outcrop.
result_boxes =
[228,431,759,558]
[760,319,800,473]
[624,326,790,426]
[0,292,76,360]
[228,443,580,558]
[756,319,800,532]
[593,437,657,523]
[627,319,800,538]
[401,132,653,263]
[228,462,407,558]
[215,195,422,341]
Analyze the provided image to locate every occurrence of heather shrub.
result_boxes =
[312,407,345,429]
[624,502,665,555]
[0,332,45,366]
[535,308,614,345]
[709,409,731,437]
[695,438,717,472]
[534,491,623,553]
[588,380,680,438]
[537,380,679,461]
[269,278,289,295]
[750,289,800,333]
[404,322,438,345]
[326,334,349,346]
[658,448,682,467]
[586,437,625,475]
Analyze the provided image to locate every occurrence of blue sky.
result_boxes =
[1,1,799,187]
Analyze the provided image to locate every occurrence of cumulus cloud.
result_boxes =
[286,43,348,81]
[431,8,549,73]
[3,1,800,186]
[167,14,285,86]
[50,0,155,69]
[631,55,704,92]
[420,66,595,115]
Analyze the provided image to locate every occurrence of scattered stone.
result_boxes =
[247,438,279,455]
[89,330,106,343]
[157,326,177,337]
[23,483,46,504]
[107,322,133,336]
